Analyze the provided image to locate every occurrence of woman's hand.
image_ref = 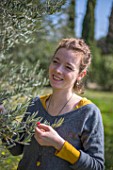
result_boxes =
[34,123,65,151]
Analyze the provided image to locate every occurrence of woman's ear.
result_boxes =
[77,70,87,81]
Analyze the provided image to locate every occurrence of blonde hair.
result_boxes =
[53,38,92,93]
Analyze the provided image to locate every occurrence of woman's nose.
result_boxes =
[55,65,63,73]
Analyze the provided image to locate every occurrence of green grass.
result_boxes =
[0,89,113,170]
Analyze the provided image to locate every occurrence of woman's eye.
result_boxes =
[53,60,58,64]
[66,66,73,71]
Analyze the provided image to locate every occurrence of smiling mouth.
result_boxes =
[53,75,63,81]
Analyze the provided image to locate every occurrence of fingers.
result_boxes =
[35,127,43,135]
[35,123,52,141]
[34,123,65,149]
[37,123,50,131]
[34,124,48,145]
[35,124,47,137]
[34,127,43,142]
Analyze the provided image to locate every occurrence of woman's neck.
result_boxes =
[51,89,74,104]
[46,89,82,116]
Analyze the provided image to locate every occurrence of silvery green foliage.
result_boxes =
[0,60,47,144]
[0,60,48,103]
[0,103,64,169]
[0,104,64,147]
[0,60,64,147]
[0,0,65,52]
[0,0,65,167]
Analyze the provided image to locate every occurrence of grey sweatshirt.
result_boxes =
[9,96,104,170]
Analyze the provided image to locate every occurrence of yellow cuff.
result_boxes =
[55,141,80,164]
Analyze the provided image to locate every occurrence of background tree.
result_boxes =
[103,4,113,54]
[48,0,76,39]
[65,0,75,37]
[95,2,113,90]
[0,1,66,169]
[81,0,99,85]
[105,3,113,54]
[97,3,113,54]
[0,0,67,80]
[82,0,96,45]
[0,0,65,53]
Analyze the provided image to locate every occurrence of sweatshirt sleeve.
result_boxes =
[56,105,104,170]
[70,105,104,170]
[55,141,80,164]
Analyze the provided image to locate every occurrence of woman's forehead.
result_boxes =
[54,48,82,64]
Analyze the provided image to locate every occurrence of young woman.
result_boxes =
[1,38,104,170]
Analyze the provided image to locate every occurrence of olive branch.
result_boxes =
[0,100,64,148]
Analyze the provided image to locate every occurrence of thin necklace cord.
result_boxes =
[47,94,73,116]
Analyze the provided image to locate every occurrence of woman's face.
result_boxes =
[49,48,82,92]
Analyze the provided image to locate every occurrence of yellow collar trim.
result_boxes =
[39,94,92,110]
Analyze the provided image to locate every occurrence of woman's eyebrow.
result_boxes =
[53,57,60,60]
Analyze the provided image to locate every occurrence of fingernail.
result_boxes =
[37,122,40,126]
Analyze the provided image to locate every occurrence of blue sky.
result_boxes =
[76,0,113,39]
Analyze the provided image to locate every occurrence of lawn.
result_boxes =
[0,89,113,170]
